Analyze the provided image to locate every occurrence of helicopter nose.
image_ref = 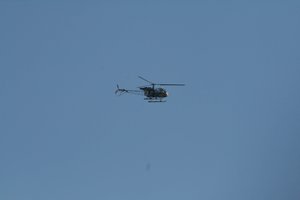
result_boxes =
[166,92,169,97]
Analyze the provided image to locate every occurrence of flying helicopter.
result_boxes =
[115,76,185,103]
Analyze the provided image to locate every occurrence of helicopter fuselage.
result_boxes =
[139,87,168,98]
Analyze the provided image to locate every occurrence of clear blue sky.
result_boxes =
[1,1,300,199]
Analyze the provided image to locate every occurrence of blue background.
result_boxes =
[1,1,300,199]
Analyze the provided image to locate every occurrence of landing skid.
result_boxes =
[144,98,166,103]
[148,100,166,103]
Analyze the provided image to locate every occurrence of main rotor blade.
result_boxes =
[138,76,185,86]
[138,76,154,85]
[158,83,185,86]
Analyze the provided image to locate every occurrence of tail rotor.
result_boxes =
[115,84,128,96]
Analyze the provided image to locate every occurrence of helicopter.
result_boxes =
[115,76,185,103]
